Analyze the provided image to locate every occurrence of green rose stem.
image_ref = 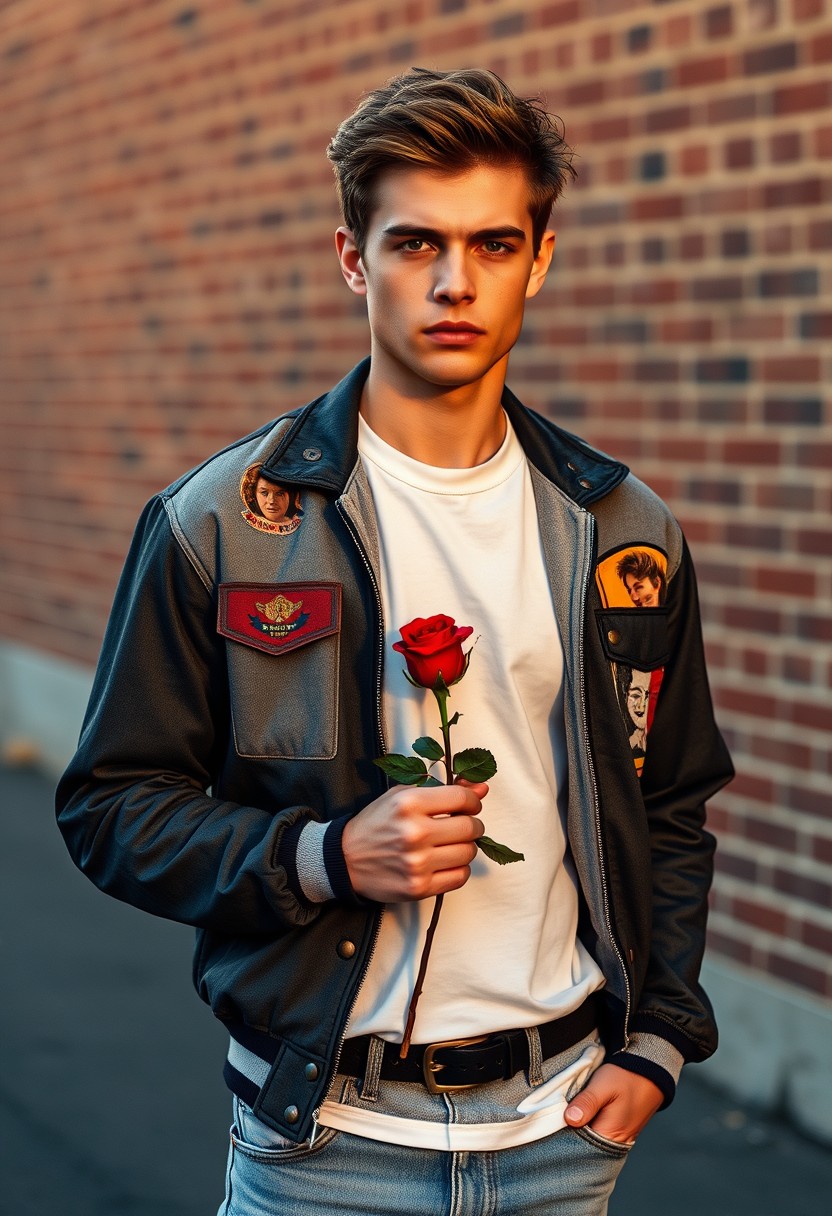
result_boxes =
[399,685,454,1060]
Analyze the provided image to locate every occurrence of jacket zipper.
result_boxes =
[309,500,388,1132]
[577,511,632,1047]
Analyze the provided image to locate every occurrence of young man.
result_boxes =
[57,68,733,1214]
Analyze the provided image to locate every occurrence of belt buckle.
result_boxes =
[422,1035,490,1094]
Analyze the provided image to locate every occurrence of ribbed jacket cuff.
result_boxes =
[607,1031,685,1109]
[279,816,363,905]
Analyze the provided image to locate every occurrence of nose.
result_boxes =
[432,249,476,305]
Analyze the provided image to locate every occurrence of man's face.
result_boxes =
[336,163,554,394]
[626,670,651,729]
[624,573,660,608]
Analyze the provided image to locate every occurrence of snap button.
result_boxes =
[607,629,621,645]
[284,1105,299,1124]
[578,478,592,489]
[567,461,578,471]
[304,1062,319,1081]
[302,447,322,462]
[337,939,356,959]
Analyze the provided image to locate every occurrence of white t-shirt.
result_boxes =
[318,412,605,1150]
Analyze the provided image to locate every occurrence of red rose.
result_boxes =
[392,614,474,689]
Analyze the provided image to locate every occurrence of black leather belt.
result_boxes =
[339,993,600,1094]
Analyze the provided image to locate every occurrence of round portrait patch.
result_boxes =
[240,463,303,536]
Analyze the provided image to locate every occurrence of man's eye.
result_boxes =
[400,238,429,252]
[482,241,510,254]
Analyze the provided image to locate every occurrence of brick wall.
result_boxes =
[1,0,830,1004]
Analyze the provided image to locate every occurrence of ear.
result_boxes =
[335,227,367,296]
[525,230,556,300]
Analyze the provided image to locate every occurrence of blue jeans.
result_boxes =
[217,1095,631,1215]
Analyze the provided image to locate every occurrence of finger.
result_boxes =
[427,814,485,846]
[564,1087,603,1127]
[453,778,490,798]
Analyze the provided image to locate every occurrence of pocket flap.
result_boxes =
[596,608,670,671]
[218,582,341,656]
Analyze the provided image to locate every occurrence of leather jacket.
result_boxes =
[57,359,733,1141]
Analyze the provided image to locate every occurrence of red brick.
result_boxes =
[664,14,693,46]
[796,528,832,557]
[785,784,832,819]
[680,232,706,259]
[769,131,802,162]
[719,691,780,723]
[773,865,832,903]
[724,137,755,170]
[722,439,781,464]
[755,484,815,511]
[627,279,680,305]
[808,218,832,248]
[814,125,832,157]
[795,441,832,467]
[715,849,759,883]
[801,920,832,957]
[744,814,798,851]
[808,30,832,62]
[565,80,606,106]
[588,116,631,142]
[812,835,832,865]
[766,951,829,997]
[782,654,814,684]
[792,700,832,733]
[793,0,824,18]
[740,648,770,676]
[751,734,813,769]
[704,6,734,38]
[537,1,581,27]
[760,355,821,382]
[729,313,786,341]
[772,81,832,115]
[678,54,729,87]
[763,177,824,208]
[706,928,754,966]
[645,105,691,134]
[708,92,758,123]
[761,224,793,255]
[680,144,710,175]
[591,31,613,61]
[631,194,684,221]
[661,317,714,342]
[723,603,782,635]
[734,896,790,936]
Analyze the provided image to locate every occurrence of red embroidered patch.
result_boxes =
[218,582,341,656]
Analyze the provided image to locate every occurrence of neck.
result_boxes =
[359,348,509,468]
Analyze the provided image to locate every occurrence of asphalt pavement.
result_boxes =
[2,763,830,1215]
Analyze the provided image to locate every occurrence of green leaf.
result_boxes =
[447,712,462,727]
[412,736,445,762]
[373,754,428,785]
[420,775,443,787]
[433,672,450,696]
[477,835,525,864]
[452,747,497,782]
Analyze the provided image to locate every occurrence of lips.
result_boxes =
[423,321,485,345]
[424,322,485,334]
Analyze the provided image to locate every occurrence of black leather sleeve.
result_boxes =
[632,536,735,1060]
[55,496,322,934]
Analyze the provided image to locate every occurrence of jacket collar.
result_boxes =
[259,357,628,507]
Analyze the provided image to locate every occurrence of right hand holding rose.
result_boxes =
[342,781,488,903]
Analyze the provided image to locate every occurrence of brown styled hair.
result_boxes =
[616,550,667,602]
[326,67,575,255]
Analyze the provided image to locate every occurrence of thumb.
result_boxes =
[564,1086,602,1128]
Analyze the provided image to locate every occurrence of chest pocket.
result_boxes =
[218,582,341,760]
[595,607,670,671]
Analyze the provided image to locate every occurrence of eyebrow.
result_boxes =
[381,224,527,243]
